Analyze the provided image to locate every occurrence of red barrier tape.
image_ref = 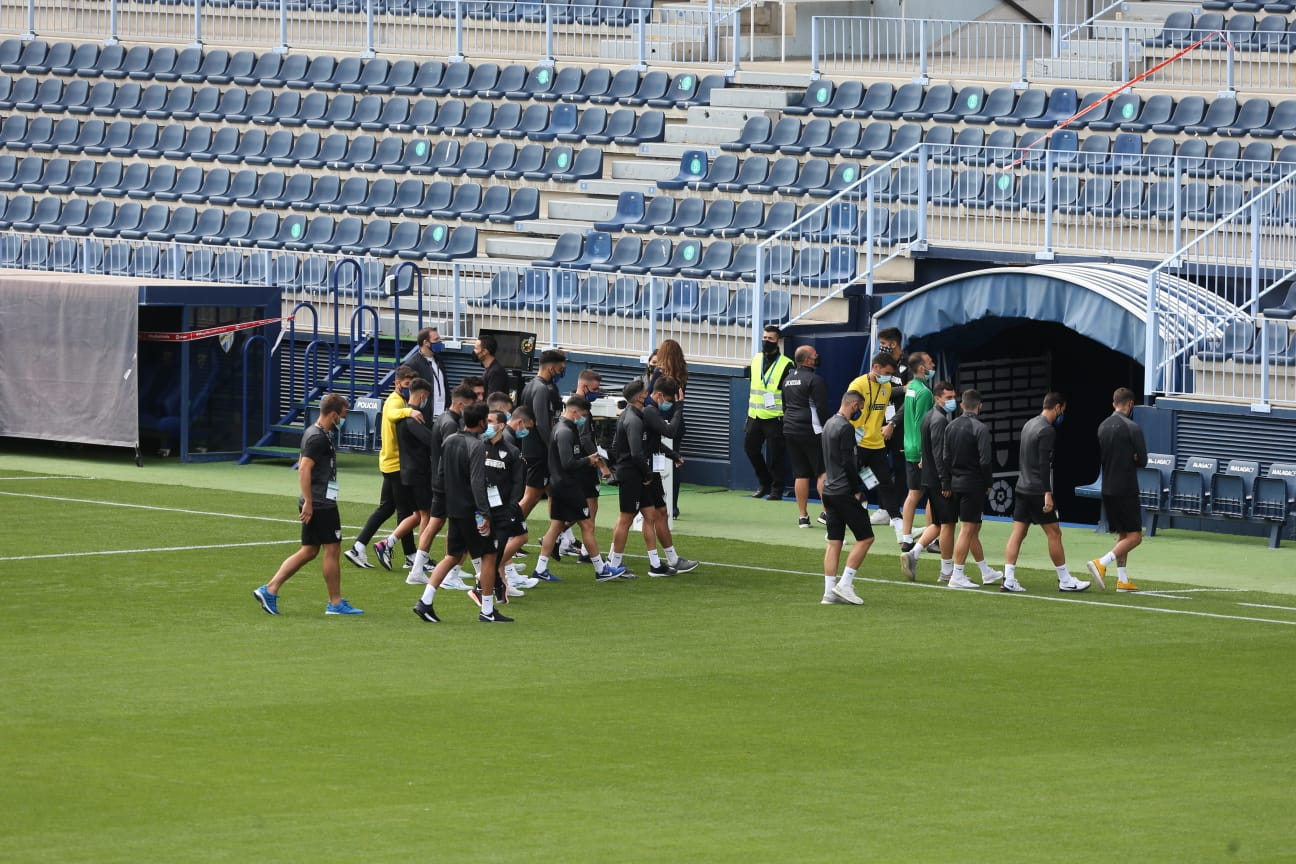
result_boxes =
[139,315,294,343]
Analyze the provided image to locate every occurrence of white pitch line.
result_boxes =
[1237,602,1296,612]
[0,490,367,531]
[700,560,1296,628]
[0,539,298,562]
[0,474,96,481]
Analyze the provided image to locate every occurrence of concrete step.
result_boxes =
[1116,0,1189,24]
[639,142,724,160]
[599,38,707,64]
[579,178,659,197]
[730,69,813,89]
[686,104,772,127]
[547,197,619,222]
[709,88,793,110]
[611,159,678,181]
[483,235,555,260]
[513,218,591,237]
[665,123,744,145]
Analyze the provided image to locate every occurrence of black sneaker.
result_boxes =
[492,578,508,603]
[817,511,828,525]
[670,557,700,574]
[750,487,770,499]
[412,601,439,623]
[649,562,677,577]
[798,515,811,528]
[766,490,785,501]
[374,540,393,571]
[900,541,916,554]
[577,553,593,564]
[467,587,483,608]
[479,609,514,622]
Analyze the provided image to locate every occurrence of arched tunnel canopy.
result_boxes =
[872,263,1242,362]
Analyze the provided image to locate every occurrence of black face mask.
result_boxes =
[762,341,779,356]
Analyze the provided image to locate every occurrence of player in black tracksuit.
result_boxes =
[406,383,476,583]
[518,349,566,520]
[483,408,528,589]
[942,389,993,589]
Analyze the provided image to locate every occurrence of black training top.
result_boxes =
[1098,410,1148,497]
[944,413,992,493]
[300,423,337,510]
[438,430,489,519]
[781,365,831,437]
[821,413,861,496]
[1015,414,1056,496]
[920,405,951,491]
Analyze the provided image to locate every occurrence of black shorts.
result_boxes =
[523,456,548,489]
[579,467,600,499]
[952,490,984,524]
[786,433,824,480]
[1103,494,1143,534]
[549,483,591,524]
[924,486,957,526]
[428,493,447,519]
[616,466,666,513]
[446,516,495,559]
[392,480,416,517]
[406,481,432,513]
[301,504,343,547]
[822,492,874,543]
[1013,491,1060,525]
[906,462,924,491]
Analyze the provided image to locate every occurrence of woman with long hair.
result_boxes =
[648,339,688,517]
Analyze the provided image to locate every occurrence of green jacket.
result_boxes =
[903,378,934,462]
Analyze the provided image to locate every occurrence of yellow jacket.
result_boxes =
[847,373,891,450]
[378,390,413,474]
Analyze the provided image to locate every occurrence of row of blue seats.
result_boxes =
[1145,10,1296,50]
[475,269,792,326]
[1196,318,1296,361]
[197,0,651,24]
[674,138,1296,190]
[531,230,862,285]
[0,162,541,221]
[0,128,605,181]
[1202,0,1296,12]
[1149,455,1296,547]
[0,41,717,107]
[0,81,668,146]
[782,82,1296,139]
[0,198,480,259]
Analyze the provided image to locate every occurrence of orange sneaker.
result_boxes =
[1116,580,1139,592]
[1085,559,1108,590]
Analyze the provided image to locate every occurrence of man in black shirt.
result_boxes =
[901,381,958,582]
[395,378,435,535]
[414,402,512,623]
[942,389,994,591]
[781,345,830,529]
[819,390,873,606]
[402,383,477,589]
[482,408,531,597]
[532,396,627,582]
[406,327,448,418]
[1087,387,1149,592]
[254,394,362,616]
[474,333,511,402]
[1003,392,1090,593]
[877,327,909,525]
[518,349,566,520]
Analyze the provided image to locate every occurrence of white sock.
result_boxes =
[469,557,482,576]
[824,575,836,592]
[561,528,575,546]
[352,540,365,554]
[411,549,428,573]
[1005,563,1016,580]
[1056,565,1071,581]
[449,565,463,582]
[647,549,661,567]
[420,584,437,605]
[609,550,623,567]
[1117,566,1129,582]
[952,564,965,580]
[940,559,953,576]
[1100,551,1117,566]
[482,594,494,616]
[506,563,519,580]
[911,543,925,559]
[841,566,857,587]
[976,559,993,576]
[590,555,605,571]
[386,532,399,549]
[890,517,903,531]
[663,545,678,565]
[536,555,549,572]
[902,534,913,544]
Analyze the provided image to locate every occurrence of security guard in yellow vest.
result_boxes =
[744,325,794,499]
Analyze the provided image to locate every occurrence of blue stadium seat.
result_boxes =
[966,87,1016,124]
[747,157,799,195]
[590,67,638,105]
[722,115,773,153]
[676,239,730,279]
[687,198,736,237]
[716,155,767,193]
[781,118,832,156]
[594,190,646,232]
[846,81,897,120]
[873,82,924,121]
[590,235,643,274]
[874,123,923,160]
[1266,283,1296,318]
[1087,93,1141,132]
[622,237,670,274]
[587,276,638,315]
[1170,456,1218,515]
[996,87,1046,127]
[559,105,607,142]
[816,80,866,117]
[149,205,197,241]
[779,158,831,195]
[1155,95,1207,133]
[810,120,862,157]
[750,118,800,155]
[1196,319,1256,360]
[620,278,670,319]
[658,150,707,190]
[1024,87,1078,129]
[616,109,664,145]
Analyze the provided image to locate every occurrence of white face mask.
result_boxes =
[876,374,892,385]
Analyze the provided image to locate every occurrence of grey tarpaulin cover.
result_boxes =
[0,273,139,448]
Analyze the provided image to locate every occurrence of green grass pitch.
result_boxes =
[1,462,1294,863]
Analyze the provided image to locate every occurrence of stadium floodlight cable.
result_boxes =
[1002,29,1229,173]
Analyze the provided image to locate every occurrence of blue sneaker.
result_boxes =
[596,564,627,582]
[325,598,364,615]
[533,569,562,582]
[253,585,279,615]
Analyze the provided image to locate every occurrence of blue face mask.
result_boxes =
[926,368,936,381]
[944,399,958,414]
[585,390,602,402]
[399,386,410,400]
[659,400,673,411]
[504,411,512,421]
[480,423,496,441]
[514,427,530,440]
[849,409,862,422]
[575,416,588,429]
[428,341,444,354]
[1054,413,1065,426]
[877,374,892,385]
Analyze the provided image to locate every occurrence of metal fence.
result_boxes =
[810,14,1290,94]
[1146,172,1296,408]
[2,0,743,73]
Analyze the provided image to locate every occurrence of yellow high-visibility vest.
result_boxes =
[748,353,793,419]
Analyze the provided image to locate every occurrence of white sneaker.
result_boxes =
[831,582,865,605]
[510,576,540,589]
[1059,578,1091,592]
[938,572,951,583]
[507,585,525,597]
[980,568,1004,586]
[947,573,980,589]
[899,550,917,581]
[440,570,471,591]
[405,570,429,586]
[1000,577,1027,593]
[343,546,373,569]
[869,508,891,525]
[821,592,847,605]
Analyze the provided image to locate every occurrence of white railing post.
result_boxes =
[636,7,647,70]
[1225,42,1236,97]
[706,0,717,64]
[363,0,376,58]
[1121,27,1130,82]
[451,0,465,64]
[451,264,462,339]
[1018,22,1029,87]
[1172,176,1182,253]
[548,269,558,346]
[1040,148,1056,259]
[732,7,742,75]
[1052,0,1062,57]
[544,3,555,66]
[190,0,202,49]
[810,16,821,79]
[22,0,35,41]
[864,181,875,296]
[277,0,289,54]
[916,18,929,84]
[916,145,928,247]
[647,276,659,349]
[752,253,764,356]
[1144,270,1159,395]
